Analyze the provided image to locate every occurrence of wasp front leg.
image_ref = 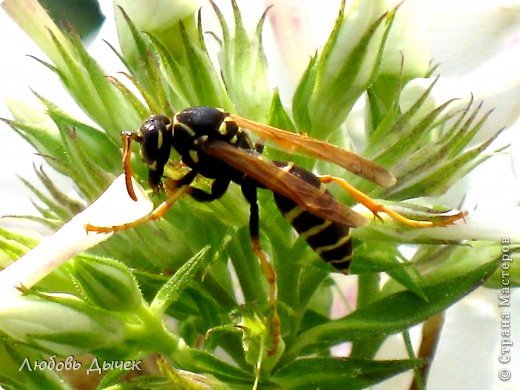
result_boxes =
[319,175,466,227]
[241,180,281,356]
[86,171,199,234]
[85,184,188,234]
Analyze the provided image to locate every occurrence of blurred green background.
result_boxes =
[40,0,104,40]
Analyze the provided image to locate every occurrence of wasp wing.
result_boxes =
[202,140,368,228]
[228,115,396,188]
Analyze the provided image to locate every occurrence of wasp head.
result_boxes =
[122,115,173,201]
[138,114,173,192]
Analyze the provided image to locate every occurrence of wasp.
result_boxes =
[86,106,464,354]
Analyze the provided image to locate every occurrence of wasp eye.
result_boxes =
[139,115,172,189]
[139,115,171,164]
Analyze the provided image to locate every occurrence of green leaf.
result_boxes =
[273,357,422,389]
[367,77,439,151]
[0,340,71,390]
[226,228,266,305]
[351,242,427,300]
[57,125,112,201]
[386,133,502,199]
[158,357,228,390]
[292,54,318,131]
[175,348,252,384]
[350,241,403,274]
[286,259,498,357]
[32,164,84,215]
[1,116,66,176]
[151,245,212,314]
[373,99,455,167]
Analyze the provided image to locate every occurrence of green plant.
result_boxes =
[0,0,517,389]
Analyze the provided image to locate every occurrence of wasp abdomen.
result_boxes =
[272,163,353,273]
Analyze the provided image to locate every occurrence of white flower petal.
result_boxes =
[401,38,520,109]
[426,0,520,75]
[0,175,152,299]
[399,207,520,243]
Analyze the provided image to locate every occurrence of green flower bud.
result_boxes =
[114,0,200,71]
[71,255,144,311]
[4,98,64,167]
[213,0,272,121]
[115,0,199,33]
[379,0,430,79]
[0,295,126,356]
[368,0,430,112]
[1,0,73,72]
[3,0,143,135]
[294,0,397,134]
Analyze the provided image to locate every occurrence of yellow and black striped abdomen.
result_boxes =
[272,162,353,273]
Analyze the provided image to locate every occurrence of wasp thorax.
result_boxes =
[139,114,173,190]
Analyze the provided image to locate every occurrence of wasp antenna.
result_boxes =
[121,131,140,202]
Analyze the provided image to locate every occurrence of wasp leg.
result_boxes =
[86,171,199,233]
[319,175,466,228]
[182,178,230,202]
[85,184,188,233]
[241,180,281,356]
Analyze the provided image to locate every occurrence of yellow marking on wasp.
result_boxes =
[230,135,238,144]
[315,230,352,255]
[157,128,163,149]
[194,135,209,146]
[328,254,353,265]
[189,149,199,163]
[300,219,333,240]
[218,122,228,135]
[173,118,196,136]
[285,205,304,223]
[279,163,295,172]
[147,160,158,170]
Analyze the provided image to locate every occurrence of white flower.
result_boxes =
[0,175,152,299]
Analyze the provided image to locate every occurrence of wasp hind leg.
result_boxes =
[241,180,281,356]
[318,175,466,228]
